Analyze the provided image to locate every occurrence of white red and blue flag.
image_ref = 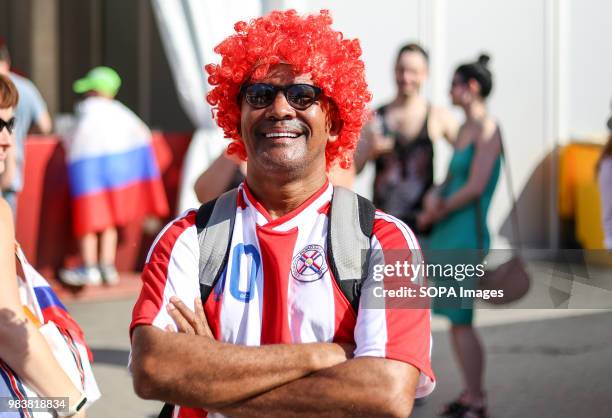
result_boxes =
[65,97,169,236]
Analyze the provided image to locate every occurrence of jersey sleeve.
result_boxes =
[353,211,435,398]
[129,210,200,338]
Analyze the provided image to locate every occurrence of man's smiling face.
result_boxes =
[239,63,338,177]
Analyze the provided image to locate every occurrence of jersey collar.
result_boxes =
[241,179,332,228]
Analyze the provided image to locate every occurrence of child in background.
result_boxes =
[60,67,169,286]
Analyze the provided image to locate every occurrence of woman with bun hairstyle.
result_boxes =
[418,54,502,418]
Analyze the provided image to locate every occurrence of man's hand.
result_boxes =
[418,189,447,230]
[417,204,447,231]
[416,211,433,231]
[165,296,356,359]
[369,132,395,158]
[132,299,354,408]
[159,298,416,418]
[364,123,395,159]
[422,189,442,213]
[166,297,213,338]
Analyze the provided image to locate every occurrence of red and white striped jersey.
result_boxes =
[131,181,435,417]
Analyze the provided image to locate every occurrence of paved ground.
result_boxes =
[67,292,612,418]
[412,310,612,418]
[67,297,162,418]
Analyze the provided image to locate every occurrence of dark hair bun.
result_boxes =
[477,53,490,67]
[454,53,494,98]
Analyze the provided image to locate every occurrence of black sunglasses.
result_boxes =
[239,83,323,110]
[0,117,15,134]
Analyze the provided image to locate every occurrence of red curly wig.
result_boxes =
[206,9,371,169]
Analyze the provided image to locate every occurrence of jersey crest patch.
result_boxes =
[291,244,328,282]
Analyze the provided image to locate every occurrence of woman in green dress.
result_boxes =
[417,54,502,418]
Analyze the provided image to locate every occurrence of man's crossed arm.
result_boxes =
[131,297,419,418]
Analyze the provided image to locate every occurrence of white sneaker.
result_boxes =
[99,264,120,285]
[59,266,102,287]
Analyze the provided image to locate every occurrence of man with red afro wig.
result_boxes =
[131,9,434,418]
[206,8,370,170]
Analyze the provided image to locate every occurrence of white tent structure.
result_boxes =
[151,0,261,213]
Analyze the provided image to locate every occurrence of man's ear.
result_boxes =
[468,79,481,96]
[328,119,342,143]
[328,117,342,143]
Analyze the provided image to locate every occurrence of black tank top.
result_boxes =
[373,105,435,234]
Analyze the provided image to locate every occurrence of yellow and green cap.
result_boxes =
[73,66,121,96]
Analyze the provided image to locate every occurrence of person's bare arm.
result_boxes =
[216,357,419,418]
[0,200,83,405]
[353,131,371,174]
[428,106,459,145]
[131,298,350,410]
[439,123,501,216]
[194,153,242,203]
[165,295,419,418]
[354,130,394,174]
[439,106,460,144]
[29,110,52,134]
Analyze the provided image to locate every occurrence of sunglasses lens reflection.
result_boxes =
[244,84,320,110]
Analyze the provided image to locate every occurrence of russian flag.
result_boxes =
[66,97,169,237]
[18,247,93,361]
[33,286,86,340]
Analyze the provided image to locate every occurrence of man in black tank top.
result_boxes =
[373,104,435,232]
[354,43,457,235]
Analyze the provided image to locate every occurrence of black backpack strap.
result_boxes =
[157,402,174,418]
[327,186,375,313]
[195,197,218,303]
[195,198,218,231]
[197,188,239,303]
[159,189,238,417]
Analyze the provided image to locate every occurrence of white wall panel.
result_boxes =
[566,0,612,139]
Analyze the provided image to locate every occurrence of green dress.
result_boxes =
[427,143,501,325]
